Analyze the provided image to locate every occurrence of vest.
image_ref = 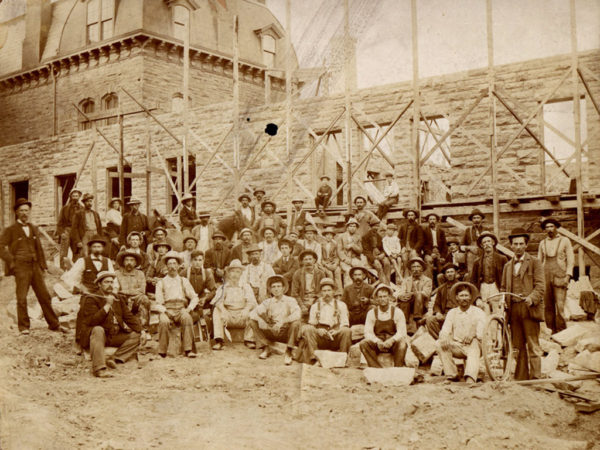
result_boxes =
[511,271,528,297]
[82,257,109,291]
[14,230,37,263]
[374,307,397,340]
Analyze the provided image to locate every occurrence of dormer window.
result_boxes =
[173,5,188,41]
[87,0,115,43]
[254,23,284,69]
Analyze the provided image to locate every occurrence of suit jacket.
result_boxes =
[79,291,141,349]
[398,221,425,254]
[361,228,384,264]
[289,209,308,233]
[470,251,508,290]
[272,255,300,289]
[180,206,198,231]
[0,222,48,274]
[422,225,448,259]
[501,253,545,319]
[205,246,232,271]
[57,201,83,234]
[71,209,102,246]
[234,207,255,231]
[433,280,459,316]
[291,267,326,302]
[119,212,151,245]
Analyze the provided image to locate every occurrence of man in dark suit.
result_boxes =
[361,223,390,284]
[422,213,447,281]
[120,198,151,248]
[79,271,141,378]
[272,238,300,294]
[179,193,200,233]
[291,249,326,320]
[470,231,508,314]
[425,263,460,339]
[0,198,67,335]
[501,228,545,381]
[288,199,308,235]
[71,193,102,259]
[56,188,83,269]
[461,208,487,277]
[398,208,424,276]
[204,230,231,283]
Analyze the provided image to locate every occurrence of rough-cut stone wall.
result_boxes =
[0,51,598,230]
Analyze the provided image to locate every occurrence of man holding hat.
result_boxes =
[337,217,366,286]
[253,199,285,239]
[470,231,508,314]
[104,198,122,260]
[211,259,257,350]
[71,193,102,259]
[56,188,83,268]
[342,265,375,327]
[272,238,300,294]
[192,211,214,253]
[425,262,460,339]
[537,217,574,333]
[398,256,433,333]
[241,244,275,302]
[291,248,327,319]
[288,199,308,235]
[501,228,545,380]
[258,227,281,265]
[155,251,201,358]
[234,193,255,238]
[314,175,333,216]
[115,250,151,328]
[398,208,425,277]
[461,208,487,277]
[0,198,66,335]
[79,270,141,377]
[376,172,400,219]
[435,282,486,384]
[353,195,380,238]
[120,198,151,248]
[298,278,352,363]
[360,284,408,367]
[205,230,231,283]
[179,193,200,233]
[250,275,302,364]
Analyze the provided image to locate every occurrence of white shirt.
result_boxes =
[17,220,30,237]
[61,256,116,291]
[513,256,525,276]
[250,295,301,326]
[382,235,402,256]
[259,240,282,265]
[439,305,486,344]
[105,208,122,227]
[241,206,253,223]
[430,227,438,247]
[155,274,200,313]
[364,306,407,343]
[308,299,349,328]
[382,180,400,198]
[196,225,210,253]
[211,282,257,311]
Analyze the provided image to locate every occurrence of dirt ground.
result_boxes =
[1,275,599,450]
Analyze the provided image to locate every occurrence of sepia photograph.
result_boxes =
[0,0,599,448]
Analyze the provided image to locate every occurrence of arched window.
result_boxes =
[102,92,119,125]
[78,98,95,131]
[172,92,184,113]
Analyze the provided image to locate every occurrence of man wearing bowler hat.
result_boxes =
[470,231,508,314]
[120,198,151,248]
[501,228,545,380]
[71,193,102,259]
[314,175,333,216]
[56,188,83,268]
[537,217,574,333]
[398,208,425,277]
[241,244,275,302]
[253,199,285,239]
[291,249,327,319]
[205,230,231,283]
[0,198,67,335]
[462,208,487,277]
[234,192,255,240]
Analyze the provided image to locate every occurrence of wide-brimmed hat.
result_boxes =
[353,195,367,204]
[450,282,480,302]
[238,193,251,202]
[261,199,276,210]
[13,198,32,210]
[477,231,498,248]
[349,265,370,278]
[245,243,262,254]
[182,233,198,245]
[94,271,117,284]
[292,198,304,204]
[239,228,253,237]
[469,208,485,220]
[212,230,226,240]
[70,189,83,197]
[261,226,277,238]
[278,238,293,249]
[82,193,94,202]
[299,249,318,261]
[345,218,359,227]
[253,189,266,196]
[163,250,183,264]
[109,197,121,206]
[87,234,106,247]
[225,259,244,271]
[508,227,530,242]
[127,231,142,242]
[181,193,195,203]
[408,257,427,270]
[440,262,459,273]
[153,240,172,251]
[152,227,167,236]
[425,212,440,221]
[322,227,336,236]
[198,211,210,218]
[319,175,330,181]
[403,208,419,218]
[540,217,561,230]
[372,283,394,299]
[267,275,288,294]
[116,250,142,267]
[304,225,317,234]
[319,278,336,290]
[127,198,141,205]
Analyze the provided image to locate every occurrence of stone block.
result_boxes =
[51,296,80,317]
[540,338,562,354]
[575,336,600,353]
[541,350,560,375]
[314,350,348,369]
[52,282,72,300]
[548,370,583,391]
[228,327,246,343]
[411,330,437,363]
[573,350,600,373]
[58,313,77,329]
[376,353,394,368]
[346,343,363,367]
[551,322,600,347]
[167,327,182,357]
[351,324,365,341]
[363,367,415,386]
[430,355,443,376]
[405,346,420,368]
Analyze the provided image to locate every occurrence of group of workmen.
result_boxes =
[0,177,574,382]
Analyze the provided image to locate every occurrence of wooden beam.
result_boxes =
[573,228,600,252]
[558,226,600,258]
[420,113,451,165]
[411,0,420,211]
[578,68,600,118]
[73,140,96,189]
[344,0,352,213]
[352,114,395,168]
[487,0,499,236]
[446,216,514,258]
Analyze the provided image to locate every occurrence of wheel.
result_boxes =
[482,315,513,381]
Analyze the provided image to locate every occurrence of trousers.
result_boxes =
[249,320,302,349]
[543,256,567,333]
[59,227,72,269]
[89,326,140,374]
[359,339,407,368]
[300,325,352,363]
[158,309,194,354]
[212,307,254,342]
[436,339,481,380]
[425,315,443,339]
[510,302,542,380]
[14,261,59,332]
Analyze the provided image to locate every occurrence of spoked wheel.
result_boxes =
[482,315,513,381]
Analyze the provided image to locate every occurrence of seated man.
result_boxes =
[241,244,275,303]
[204,230,231,284]
[211,259,257,350]
[249,275,302,365]
[362,222,391,284]
[118,231,149,272]
[299,226,322,264]
[397,257,433,334]
[291,249,326,320]
[272,238,300,294]
[425,263,459,339]
[258,227,281,266]
[229,228,254,265]
[342,265,375,328]
[321,227,343,291]
[376,172,400,219]
[314,175,333,216]
[115,250,151,329]
[155,251,200,358]
[182,250,216,324]
[360,284,407,367]
[79,271,141,378]
[298,278,352,364]
[436,282,485,384]
[179,233,198,269]
[145,240,171,293]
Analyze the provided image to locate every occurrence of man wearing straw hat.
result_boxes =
[71,193,102,259]
[241,243,275,302]
[79,271,141,378]
[398,256,433,333]
[210,259,257,350]
[435,281,486,384]
[360,284,407,367]
[155,250,200,358]
[180,193,200,233]
[115,250,150,328]
[249,275,302,365]
[56,188,83,268]
[470,231,508,315]
[234,193,255,238]
[120,198,151,248]
[291,249,327,320]
[254,199,285,239]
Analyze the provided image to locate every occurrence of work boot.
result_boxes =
[284,351,293,365]
[106,359,117,369]
[94,369,114,378]
[186,351,197,358]
[245,341,256,349]
[212,341,223,351]
[259,347,271,359]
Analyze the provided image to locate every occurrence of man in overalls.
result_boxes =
[360,284,407,367]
